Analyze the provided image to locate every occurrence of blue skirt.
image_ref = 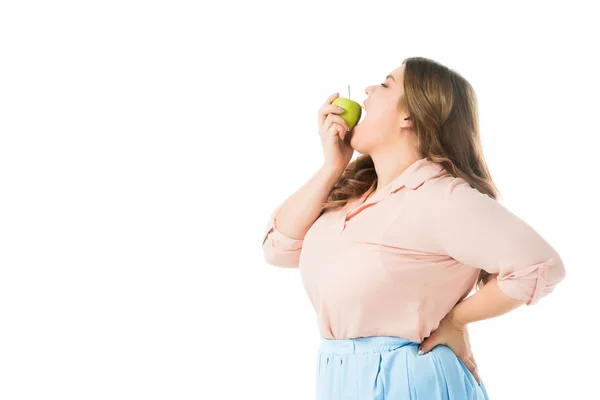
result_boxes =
[316,336,489,399]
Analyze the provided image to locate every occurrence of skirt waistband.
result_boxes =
[319,336,415,355]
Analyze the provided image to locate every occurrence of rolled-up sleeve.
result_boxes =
[434,179,566,305]
[262,204,304,268]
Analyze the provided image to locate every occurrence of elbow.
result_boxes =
[542,252,566,287]
[497,255,566,306]
[262,244,301,268]
[261,230,303,268]
[261,214,304,268]
[528,255,566,306]
[544,253,566,294]
[554,254,566,283]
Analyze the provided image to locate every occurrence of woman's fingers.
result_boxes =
[466,356,481,385]
[318,94,342,126]
[322,92,339,107]
[319,100,344,125]
[330,122,342,138]
[470,354,478,371]
[324,114,350,133]
[322,106,350,130]
[336,123,346,141]
[325,122,344,142]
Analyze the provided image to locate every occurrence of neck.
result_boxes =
[369,142,422,193]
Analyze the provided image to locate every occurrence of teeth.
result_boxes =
[357,111,366,124]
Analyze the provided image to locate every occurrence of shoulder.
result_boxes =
[422,173,487,201]
[416,172,463,201]
[414,173,497,222]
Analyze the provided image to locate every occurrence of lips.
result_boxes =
[356,109,366,126]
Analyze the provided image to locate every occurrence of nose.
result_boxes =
[365,84,376,97]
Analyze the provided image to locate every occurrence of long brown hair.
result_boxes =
[320,56,503,292]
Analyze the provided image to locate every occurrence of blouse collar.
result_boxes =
[359,157,448,202]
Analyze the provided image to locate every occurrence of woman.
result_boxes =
[261,57,566,399]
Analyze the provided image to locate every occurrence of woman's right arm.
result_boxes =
[262,92,354,268]
[262,164,345,268]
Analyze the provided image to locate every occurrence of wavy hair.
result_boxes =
[320,56,503,291]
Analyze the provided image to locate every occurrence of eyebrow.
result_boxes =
[386,75,396,82]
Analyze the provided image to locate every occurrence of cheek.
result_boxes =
[367,110,395,132]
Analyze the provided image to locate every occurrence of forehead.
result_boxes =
[389,64,405,80]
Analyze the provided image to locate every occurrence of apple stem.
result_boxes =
[348,85,351,99]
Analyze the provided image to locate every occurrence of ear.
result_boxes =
[402,116,413,129]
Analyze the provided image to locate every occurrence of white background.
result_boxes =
[0,0,598,399]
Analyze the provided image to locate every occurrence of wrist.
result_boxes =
[446,309,467,331]
[322,163,346,174]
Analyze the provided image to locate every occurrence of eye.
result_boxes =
[380,83,388,88]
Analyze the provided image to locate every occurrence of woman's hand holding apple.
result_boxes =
[318,92,354,171]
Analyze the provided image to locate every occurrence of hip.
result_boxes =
[316,335,489,400]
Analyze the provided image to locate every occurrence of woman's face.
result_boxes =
[349,63,412,154]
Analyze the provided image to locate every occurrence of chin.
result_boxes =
[350,124,381,155]
[348,129,366,154]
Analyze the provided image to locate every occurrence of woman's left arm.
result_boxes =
[448,272,524,327]
[417,179,567,384]
[434,179,566,308]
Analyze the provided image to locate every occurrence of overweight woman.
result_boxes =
[261,56,566,399]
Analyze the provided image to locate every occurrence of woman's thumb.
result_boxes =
[418,337,435,355]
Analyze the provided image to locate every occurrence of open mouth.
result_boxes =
[356,110,366,126]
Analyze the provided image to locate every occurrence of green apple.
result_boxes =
[332,97,362,130]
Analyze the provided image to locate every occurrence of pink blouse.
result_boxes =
[261,157,566,342]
